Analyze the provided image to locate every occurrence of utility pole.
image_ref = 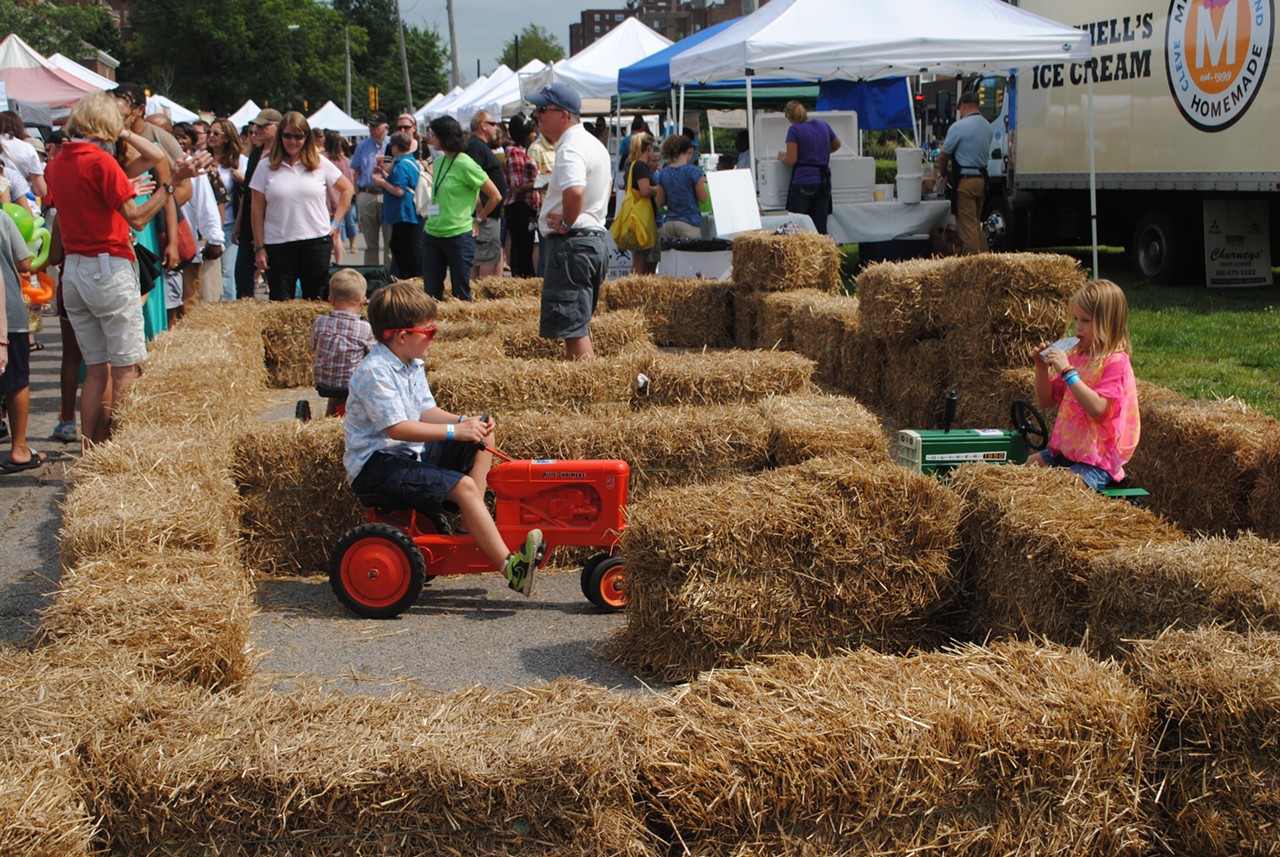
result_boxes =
[344,26,352,116]
[446,0,460,89]
[515,35,520,69]
[395,0,413,111]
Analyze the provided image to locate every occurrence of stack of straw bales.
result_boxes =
[614,457,961,681]
[80,678,657,855]
[1086,535,1280,658]
[471,275,543,301]
[1253,434,1280,539]
[851,253,1085,428]
[758,392,889,465]
[602,275,734,348]
[949,463,1185,645]
[641,643,1151,855]
[730,231,842,294]
[1126,396,1280,534]
[234,419,361,575]
[498,308,650,359]
[1127,626,1280,855]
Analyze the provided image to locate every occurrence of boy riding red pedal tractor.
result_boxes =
[330,444,630,618]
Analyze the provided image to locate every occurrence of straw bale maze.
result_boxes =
[6,231,1280,854]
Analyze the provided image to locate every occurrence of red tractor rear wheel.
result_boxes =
[330,523,425,619]
[582,556,626,612]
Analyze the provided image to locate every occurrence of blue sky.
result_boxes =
[405,0,583,93]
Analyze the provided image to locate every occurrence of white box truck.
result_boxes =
[978,0,1278,285]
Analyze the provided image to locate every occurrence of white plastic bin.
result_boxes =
[896,148,923,175]
[896,174,923,204]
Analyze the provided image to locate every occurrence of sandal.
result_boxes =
[2,450,47,473]
[28,338,45,352]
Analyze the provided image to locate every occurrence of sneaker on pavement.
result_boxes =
[504,529,543,598]
[52,421,79,443]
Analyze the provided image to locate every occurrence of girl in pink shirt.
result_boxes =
[1028,279,1140,490]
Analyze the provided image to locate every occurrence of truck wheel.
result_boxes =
[330,523,425,619]
[582,556,626,612]
[982,197,1014,252]
[1132,211,1181,283]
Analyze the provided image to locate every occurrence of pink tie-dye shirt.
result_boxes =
[1047,351,1140,481]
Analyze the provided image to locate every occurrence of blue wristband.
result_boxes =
[446,423,455,440]
[330,220,340,228]
[1064,371,1080,386]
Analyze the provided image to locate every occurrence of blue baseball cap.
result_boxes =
[527,82,581,115]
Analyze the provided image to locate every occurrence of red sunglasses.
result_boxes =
[382,325,438,342]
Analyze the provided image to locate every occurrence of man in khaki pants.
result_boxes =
[937,92,993,255]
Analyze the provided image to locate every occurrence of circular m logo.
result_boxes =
[1165,0,1274,131]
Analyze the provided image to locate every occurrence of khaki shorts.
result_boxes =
[473,216,501,265]
[62,253,147,366]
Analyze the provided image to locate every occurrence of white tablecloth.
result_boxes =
[826,200,953,244]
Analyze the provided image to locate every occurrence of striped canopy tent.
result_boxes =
[0,34,99,107]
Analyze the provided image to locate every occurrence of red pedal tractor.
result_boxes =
[330,455,630,619]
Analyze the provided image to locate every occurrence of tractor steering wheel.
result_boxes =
[1010,399,1049,452]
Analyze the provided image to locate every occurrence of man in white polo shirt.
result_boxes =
[528,83,611,361]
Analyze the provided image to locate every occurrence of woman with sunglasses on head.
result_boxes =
[208,118,248,299]
[249,112,354,301]
[421,116,500,302]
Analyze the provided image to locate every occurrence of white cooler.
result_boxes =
[756,159,793,209]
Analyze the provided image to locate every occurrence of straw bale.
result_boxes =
[60,469,241,569]
[499,308,652,359]
[955,367,1045,432]
[880,339,950,428]
[180,297,267,342]
[633,349,814,408]
[730,231,842,293]
[732,287,765,349]
[836,318,886,409]
[420,334,506,372]
[641,642,1150,855]
[949,463,1186,645]
[1126,396,1280,535]
[112,329,267,431]
[756,289,829,351]
[1251,433,1280,539]
[759,393,889,465]
[788,292,860,388]
[234,418,361,576]
[471,275,543,301]
[36,550,255,689]
[432,347,655,414]
[601,275,734,348]
[1137,379,1187,409]
[1126,626,1280,856]
[612,457,962,681]
[501,403,771,497]
[435,294,542,324]
[261,300,330,388]
[854,257,951,345]
[1086,535,1280,658]
[82,679,656,856]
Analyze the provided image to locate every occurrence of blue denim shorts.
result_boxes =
[1039,450,1112,491]
[352,441,479,515]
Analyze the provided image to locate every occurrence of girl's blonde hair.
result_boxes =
[65,92,124,143]
[627,133,653,162]
[268,111,320,171]
[784,100,809,124]
[1073,278,1131,361]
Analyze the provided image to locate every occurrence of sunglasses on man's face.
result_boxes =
[533,106,565,115]
[382,325,438,343]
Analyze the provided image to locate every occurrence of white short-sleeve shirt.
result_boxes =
[249,155,343,245]
[539,123,612,234]
[1,135,44,205]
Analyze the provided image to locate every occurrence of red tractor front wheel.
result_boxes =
[330,523,425,619]
[582,556,626,612]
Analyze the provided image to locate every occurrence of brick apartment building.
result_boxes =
[569,0,769,55]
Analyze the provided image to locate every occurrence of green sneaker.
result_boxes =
[504,529,543,597]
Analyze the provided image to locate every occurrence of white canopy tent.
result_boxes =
[414,91,450,122]
[228,100,261,128]
[452,64,514,126]
[146,93,199,123]
[425,75,490,121]
[308,100,368,137]
[668,0,1099,270]
[521,17,672,101]
[464,60,545,120]
[48,53,116,91]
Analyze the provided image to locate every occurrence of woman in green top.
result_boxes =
[422,116,499,302]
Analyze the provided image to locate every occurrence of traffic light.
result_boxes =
[368,86,380,111]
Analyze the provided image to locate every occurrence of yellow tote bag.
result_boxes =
[609,161,657,251]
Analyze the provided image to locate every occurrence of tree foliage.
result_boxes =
[497,24,565,69]
[6,0,447,117]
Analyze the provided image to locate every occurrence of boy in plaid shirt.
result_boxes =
[310,269,376,416]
